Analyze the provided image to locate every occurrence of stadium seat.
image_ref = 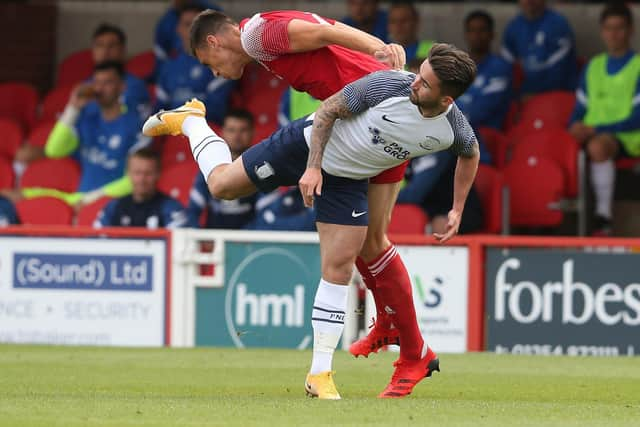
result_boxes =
[21,158,81,193]
[126,50,156,81]
[76,196,112,226]
[616,157,640,172]
[474,164,503,234]
[16,196,74,225]
[509,128,580,198]
[388,204,429,234]
[503,156,565,227]
[0,82,39,132]
[157,162,199,206]
[0,118,25,161]
[161,135,193,169]
[26,120,55,147]
[517,91,576,132]
[477,127,508,168]
[0,157,15,189]
[40,85,73,123]
[56,49,94,87]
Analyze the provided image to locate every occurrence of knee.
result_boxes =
[587,135,616,162]
[209,179,237,200]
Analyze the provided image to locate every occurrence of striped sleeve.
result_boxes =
[446,105,479,158]
[342,70,414,114]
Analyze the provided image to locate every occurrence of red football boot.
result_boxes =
[378,347,440,398]
[349,317,400,358]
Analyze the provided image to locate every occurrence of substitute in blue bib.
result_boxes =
[501,0,577,95]
[456,10,512,131]
[96,148,190,229]
[156,3,234,125]
[568,2,640,236]
[387,0,434,64]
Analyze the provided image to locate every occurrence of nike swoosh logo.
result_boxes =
[156,108,203,120]
[351,210,367,218]
[381,115,400,124]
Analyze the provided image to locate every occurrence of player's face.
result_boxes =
[195,30,246,80]
[601,16,632,54]
[347,0,378,23]
[519,0,546,19]
[410,60,446,111]
[222,117,254,158]
[465,17,493,53]
[92,33,125,63]
[178,10,199,53]
[388,6,418,46]
[92,69,124,107]
[128,157,160,200]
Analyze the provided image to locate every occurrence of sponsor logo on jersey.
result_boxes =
[368,127,410,160]
[419,136,441,151]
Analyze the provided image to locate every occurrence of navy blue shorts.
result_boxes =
[242,118,369,226]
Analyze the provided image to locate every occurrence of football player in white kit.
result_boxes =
[143,43,479,399]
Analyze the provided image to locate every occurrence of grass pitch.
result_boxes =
[0,345,638,427]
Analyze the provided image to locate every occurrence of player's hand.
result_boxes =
[374,43,406,70]
[568,122,595,144]
[433,209,461,243]
[299,167,323,207]
[69,83,96,110]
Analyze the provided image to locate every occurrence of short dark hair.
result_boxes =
[389,0,418,19]
[92,23,126,45]
[465,10,494,32]
[129,147,161,169]
[600,2,633,26]
[189,9,237,56]
[428,43,477,99]
[93,60,125,79]
[224,109,254,127]
[179,3,206,19]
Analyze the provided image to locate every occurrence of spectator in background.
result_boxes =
[156,3,234,125]
[568,2,640,236]
[501,0,577,96]
[245,187,315,231]
[154,0,221,66]
[91,23,151,118]
[95,148,189,228]
[2,62,150,210]
[0,195,19,227]
[456,10,512,130]
[342,0,389,42]
[387,0,434,63]
[187,110,258,228]
[397,151,484,235]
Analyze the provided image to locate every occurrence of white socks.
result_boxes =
[181,115,231,179]
[310,279,348,375]
[590,159,615,219]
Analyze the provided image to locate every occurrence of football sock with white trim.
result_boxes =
[310,279,348,375]
[182,115,231,180]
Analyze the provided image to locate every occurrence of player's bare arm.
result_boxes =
[434,143,480,243]
[299,91,354,207]
[286,19,406,69]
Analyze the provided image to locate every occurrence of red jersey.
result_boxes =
[239,11,388,101]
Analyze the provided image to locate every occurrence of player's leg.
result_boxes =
[586,133,619,235]
[305,174,368,400]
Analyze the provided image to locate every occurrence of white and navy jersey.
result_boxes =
[303,70,478,180]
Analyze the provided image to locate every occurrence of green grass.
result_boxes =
[0,345,638,427]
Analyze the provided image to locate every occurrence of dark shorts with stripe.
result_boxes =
[242,117,369,226]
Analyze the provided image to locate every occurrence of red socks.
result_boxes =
[355,256,392,329]
[367,246,424,361]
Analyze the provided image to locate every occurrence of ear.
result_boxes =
[441,95,454,109]
[206,34,219,48]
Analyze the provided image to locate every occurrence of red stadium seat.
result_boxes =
[16,197,74,225]
[477,127,508,168]
[0,157,15,189]
[517,91,576,132]
[503,156,565,227]
[388,204,429,234]
[616,158,640,172]
[126,50,156,81]
[76,196,112,226]
[26,120,55,147]
[40,85,73,123]
[0,82,39,132]
[56,49,94,87]
[161,135,193,169]
[157,162,199,206]
[0,118,25,161]
[474,164,503,234]
[510,128,580,197]
[21,158,81,193]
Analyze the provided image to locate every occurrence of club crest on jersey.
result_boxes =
[419,136,441,151]
[368,126,386,145]
[255,161,275,180]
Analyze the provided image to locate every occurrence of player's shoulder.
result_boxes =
[364,69,415,87]
[487,53,513,73]
[446,103,474,134]
[543,8,571,27]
